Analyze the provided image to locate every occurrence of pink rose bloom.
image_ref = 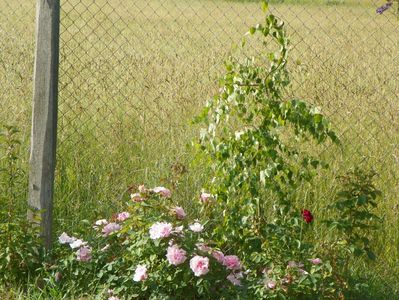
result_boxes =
[189,222,204,233]
[308,258,322,265]
[107,289,114,295]
[166,245,187,266]
[196,243,212,253]
[190,256,210,277]
[58,232,74,244]
[152,186,171,198]
[172,206,186,220]
[149,222,173,239]
[212,250,225,263]
[102,222,121,236]
[200,192,212,203]
[227,272,243,286]
[76,246,92,262]
[267,280,277,289]
[223,255,241,270]
[95,219,108,226]
[133,264,148,282]
[93,219,108,231]
[69,239,86,249]
[117,212,130,222]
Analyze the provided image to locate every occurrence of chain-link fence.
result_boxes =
[1,0,398,296]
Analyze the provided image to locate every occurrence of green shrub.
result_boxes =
[0,125,44,286]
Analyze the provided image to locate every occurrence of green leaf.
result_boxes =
[262,1,269,13]
[366,249,376,260]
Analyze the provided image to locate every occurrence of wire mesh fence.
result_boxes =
[56,0,398,217]
[0,0,398,296]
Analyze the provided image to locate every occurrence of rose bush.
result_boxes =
[46,170,381,299]
[49,186,249,299]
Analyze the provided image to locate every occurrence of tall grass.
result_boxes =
[0,0,398,297]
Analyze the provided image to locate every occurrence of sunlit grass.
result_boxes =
[0,0,398,298]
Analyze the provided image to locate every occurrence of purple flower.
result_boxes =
[376,2,393,14]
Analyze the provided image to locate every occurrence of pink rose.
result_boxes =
[223,255,241,270]
[149,222,173,239]
[166,245,187,266]
[69,239,86,249]
[58,232,74,244]
[200,192,213,203]
[102,222,121,236]
[227,272,243,286]
[93,219,108,231]
[190,256,210,277]
[152,186,171,198]
[172,206,186,220]
[117,212,130,222]
[308,258,322,265]
[212,250,225,263]
[95,219,108,226]
[196,243,212,253]
[133,264,148,282]
[266,280,277,289]
[76,246,92,262]
[189,222,204,233]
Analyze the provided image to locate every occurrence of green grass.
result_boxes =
[0,0,398,298]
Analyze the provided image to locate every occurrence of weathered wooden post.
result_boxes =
[28,0,60,249]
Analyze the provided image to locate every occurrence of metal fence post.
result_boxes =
[28,0,60,249]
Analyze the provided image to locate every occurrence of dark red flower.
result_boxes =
[301,209,313,223]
